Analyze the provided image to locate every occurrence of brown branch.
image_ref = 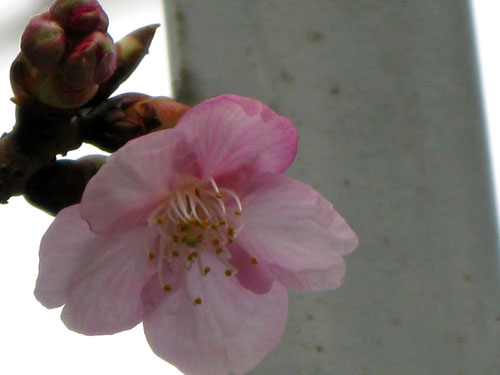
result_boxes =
[0,93,189,206]
[0,105,81,203]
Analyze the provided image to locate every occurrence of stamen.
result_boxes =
[251,257,258,265]
[194,297,202,305]
[209,177,220,193]
[187,252,198,261]
[188,193,211,218]
[176,190,190,220]
[170,199,186,222]
[148,176,244,291]
[219,188,243,213]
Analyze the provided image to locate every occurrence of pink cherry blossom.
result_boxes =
[35,95,358,375]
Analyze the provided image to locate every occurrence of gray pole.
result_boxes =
[164,1,500,374]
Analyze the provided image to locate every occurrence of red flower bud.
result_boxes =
[49,0,108,33]
[60,31,116,88]
[10,53,41,106]
[20,13,66,73]
[38,73,98,108]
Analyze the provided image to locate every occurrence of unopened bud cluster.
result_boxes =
[12,0,116,108]
[2,0,179,215]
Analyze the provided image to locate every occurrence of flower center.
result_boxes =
[147,177,244,297]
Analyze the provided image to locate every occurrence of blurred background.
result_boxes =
[0,0,498,374]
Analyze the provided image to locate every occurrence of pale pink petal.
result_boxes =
[81,130,195,234]
[228,242,275,294]
[35,205,94,308]
[236,173,358,273]
[142,252,288,375]
[270,257,346,292]
[35,205,154,335]
[175,95,298,180]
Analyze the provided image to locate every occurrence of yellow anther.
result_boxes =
[194,297,202,305]
[189,217,198,224]
[156,217,163,224]
[215,192,223,199]
[212,238,220,245]
[227,227,234,236]
[228,237,233,243]
[234,209,241,215]
[251,257,258,265]
[163,284,172,292]
[225,269,233,277]
[172,234,180,243]
[187,252,198,261]
[211,224,218,230]
[171,250,179,257]
[216,247,223,255]
[204,267,211,274]
[219,220,227,226]
[148,252,155,260]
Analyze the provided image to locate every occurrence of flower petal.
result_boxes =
[270,257,346,292]
[142,252,288,375]
[35,205,94,308]
[81,129,195,234]
[175,95,298,179]
[228,242,275,294]
[236,173,358,274]
[35,205,154,335]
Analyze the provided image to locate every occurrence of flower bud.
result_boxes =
[49,0,108,33]
[24,155,107,215]
[10,53,41,106]
[20,13,66,73]
[38,73,98,108]
[60,31,116,88]
[80,93,190,152]
[126,96,190,132]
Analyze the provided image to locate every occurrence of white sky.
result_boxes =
[0,1,498,375]
[471,1,500,220]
